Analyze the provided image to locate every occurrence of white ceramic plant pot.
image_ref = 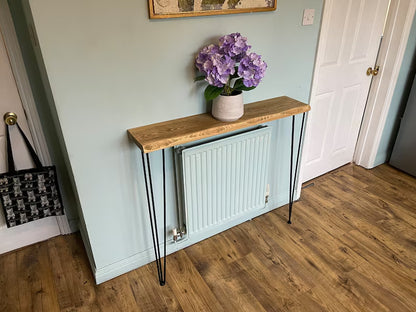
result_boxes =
[211,92,244,122]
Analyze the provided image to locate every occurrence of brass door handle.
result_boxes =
[367,65,380,76]
[4,112,17,125]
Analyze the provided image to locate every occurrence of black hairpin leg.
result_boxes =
[288,113,306,224]
[141,149,167,286]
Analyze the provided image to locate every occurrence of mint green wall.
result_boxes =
[374,15,416,166]
[27,0,323,273]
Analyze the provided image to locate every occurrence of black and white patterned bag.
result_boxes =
[0,123,64,227]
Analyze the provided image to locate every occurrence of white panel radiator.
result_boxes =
[174,127,271,241]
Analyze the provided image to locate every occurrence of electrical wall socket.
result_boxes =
[302,9,315,26]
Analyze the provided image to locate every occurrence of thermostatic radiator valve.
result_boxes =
[172,227,186,242]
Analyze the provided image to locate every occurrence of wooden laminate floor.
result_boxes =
[1,164,416,311]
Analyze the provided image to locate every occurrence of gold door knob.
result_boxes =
[367,65,380,76]
[4,112,17,125]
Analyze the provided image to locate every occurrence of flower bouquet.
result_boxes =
[194,33,267,121]
[195,33,267,101]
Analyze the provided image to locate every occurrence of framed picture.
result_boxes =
[148,0,277,19]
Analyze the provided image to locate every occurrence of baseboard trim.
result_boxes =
[95,248,154,284]
[0,217,61,254]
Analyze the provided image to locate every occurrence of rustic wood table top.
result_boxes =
[127,96,310,153]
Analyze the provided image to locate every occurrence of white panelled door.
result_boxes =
[301,0,390,182]
[0,26,60,254]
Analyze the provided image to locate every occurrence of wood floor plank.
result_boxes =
[16,243,60,311]
[257,211,356,285]
[235,251,316,312]
[236,220,317,291]
[0,252,19,312]
[95,274,140,312]
[342,229,416,279]
[333,263,413,312]
[353,261,416,311]
[166,250,225,312]
[300,183,416,269]
[349,165,416,206]
[369,164,416,192]
[289,212,366,273]
[128,264,184,312]
[186,243,268,312]
[318,192,416,271]
[293,284,364,312]
[47,235,99,311]
[1,164,416,312]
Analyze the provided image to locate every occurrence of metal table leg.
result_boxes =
[141,150,167,286]
[288,112,306,224]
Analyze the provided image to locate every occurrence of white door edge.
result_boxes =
[298,0,327,186]
[0,0,71,234]
[354,0,416,169]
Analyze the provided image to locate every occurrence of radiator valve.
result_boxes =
[172,227,186,242]
[265,184,270,204]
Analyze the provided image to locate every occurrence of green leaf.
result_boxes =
[240,86,256,91]
[204,85,224,101]
[230,73,239,79]
[233,79,256,91]
[194,75,206,82]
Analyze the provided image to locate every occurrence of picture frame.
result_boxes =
[148,0,277,19]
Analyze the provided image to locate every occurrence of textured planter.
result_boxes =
[211,91,244,122]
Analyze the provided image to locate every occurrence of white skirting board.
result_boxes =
[0,216,61,254]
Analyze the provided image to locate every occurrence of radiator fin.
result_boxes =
[179,127,271,237]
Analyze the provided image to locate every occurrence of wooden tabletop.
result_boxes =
[128,96,310,153]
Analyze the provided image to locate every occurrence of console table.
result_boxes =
[128,96,310,285]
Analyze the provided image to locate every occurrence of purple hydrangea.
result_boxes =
[195,34,267,98]
[238,53,267,87]
[219,32,251,62]
[195,44,220,72]
[195,44,236,87]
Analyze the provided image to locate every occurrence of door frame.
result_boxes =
[0,0,71,234]
[354,0,416,168]
[299,0,416,190]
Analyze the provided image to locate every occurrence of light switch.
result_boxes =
[302,9,315,26]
